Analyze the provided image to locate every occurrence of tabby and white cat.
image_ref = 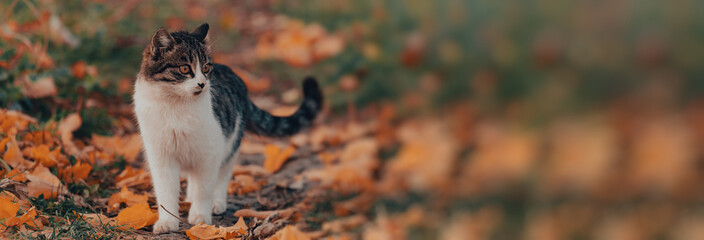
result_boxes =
[133,23,322,233]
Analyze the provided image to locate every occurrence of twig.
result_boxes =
[159,204,191,227]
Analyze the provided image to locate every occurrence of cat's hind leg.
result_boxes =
[213,151,239,214]
[187,165,218,225]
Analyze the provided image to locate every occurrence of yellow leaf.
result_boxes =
[263,144,296,173]
[107,186,149,212]
[114,204,158,230]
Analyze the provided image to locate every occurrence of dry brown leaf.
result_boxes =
[233,208,296,220]
[16,75,57,99]
[107,186,149,212]
[26,165,64,199]
[114,203,158,230]
[82,213,111,227]
[263,144,296,173]
[57,113,82,156]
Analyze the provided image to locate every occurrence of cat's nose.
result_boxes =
[198,83,205,89]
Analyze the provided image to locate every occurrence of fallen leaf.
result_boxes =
[82,213,111,227]
[71,61,87,79]
[58,113,82,156]
[25,145,60,167]
[186,224,222,240]
[0,194,20,220]
[4,206,42,230]
[233,208,296,220]
[263,144,296,173]
[16,75,57,99]
[266,225,311,240]
[59,161,92,183]
[229,175,264,195]
[186,217,248,240]
[91,134,143,163]
[26,165,63,199]
[107,186,149,212]
[22,131,54,148]
[3,138,30,169]
[114,204,158,230]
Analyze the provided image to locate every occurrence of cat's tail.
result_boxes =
[245,77,323,137]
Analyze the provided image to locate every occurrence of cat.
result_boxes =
[132,23,323,233]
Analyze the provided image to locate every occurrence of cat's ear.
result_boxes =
[191,23,209,42]
[151,28,174,51]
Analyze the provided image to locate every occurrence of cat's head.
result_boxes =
[137,23,212,99]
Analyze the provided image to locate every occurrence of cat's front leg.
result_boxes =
[187,166,218,225]
[148,155,181,233]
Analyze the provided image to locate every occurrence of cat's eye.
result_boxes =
[179,65,191,74]
[202,63,211,73]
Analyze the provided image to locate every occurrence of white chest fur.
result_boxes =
[133,79,226,170]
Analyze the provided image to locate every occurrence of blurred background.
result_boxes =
[2,0,704,239]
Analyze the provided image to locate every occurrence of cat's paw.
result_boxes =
[153,218,180,234]
[188,212,212,225]
[212,200,227,215]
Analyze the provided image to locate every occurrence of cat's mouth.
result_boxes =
[193,90,203,95]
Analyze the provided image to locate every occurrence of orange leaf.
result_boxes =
[71,61,87,79]
[91,134,143,163]
[3,168,27,182]
[263,144,296,173]
[0,110,36,133]
[59,161,92,183]
[26,145,57,167]
[229,175,263,195]
[114,204,158,230]
[3,138,29,169]
[186,217,248,240]
[186,224,222,240]
[266,225,311,240]
[22,131,54,148]
[0,195,20,220]
[107,186,148,212]
[26,165,63,199]
[4,207,42,230]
